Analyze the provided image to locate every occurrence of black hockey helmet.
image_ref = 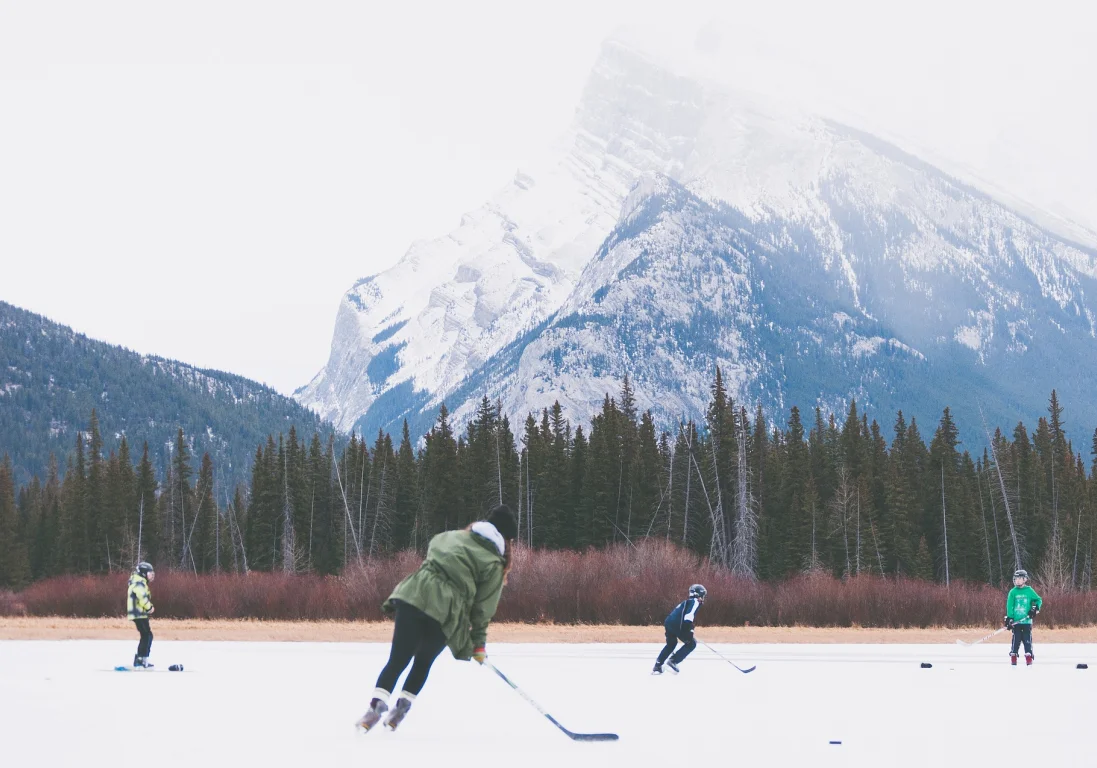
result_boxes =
[136,561,155,579]
[1013,569,1029,581]
[689,584,707,600]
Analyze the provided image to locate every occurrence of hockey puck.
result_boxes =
[829,741,842,745]
[169,664,184,672]
[1077,663,1088,670]
[920,662,932,668]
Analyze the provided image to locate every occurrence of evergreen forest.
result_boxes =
[2,370,1094,594]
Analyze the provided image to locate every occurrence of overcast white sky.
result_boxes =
[2,0,1094,395]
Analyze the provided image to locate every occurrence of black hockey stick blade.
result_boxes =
[735,664,757,674]
[487,662,619,742]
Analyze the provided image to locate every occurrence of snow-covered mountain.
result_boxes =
[299,39,1097,439]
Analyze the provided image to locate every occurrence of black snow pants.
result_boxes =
[134,619,153,658]
[375,600,449,696]
[656,629,697,665]
[1010,623,1033,656]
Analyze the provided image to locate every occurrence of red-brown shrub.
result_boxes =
[13,543,1097,626]
[0,590,27,617]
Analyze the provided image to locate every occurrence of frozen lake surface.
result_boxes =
[2,639,1094,766]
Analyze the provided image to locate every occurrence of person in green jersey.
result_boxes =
[1003,568,1042,666]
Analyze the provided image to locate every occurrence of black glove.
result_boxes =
[1028,605,1040,619]
[1003,616,1014,629]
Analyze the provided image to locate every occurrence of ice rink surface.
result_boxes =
[3,639,1095,767]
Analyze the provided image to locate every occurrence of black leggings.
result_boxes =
[376,601,448,696]
[134,619,153,658]
[656,630,697,665]
[1011,624,1033,656]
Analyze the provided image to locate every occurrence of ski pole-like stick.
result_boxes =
[699,640,756,673]
[484,661,618,742]
[956,626,1009,646]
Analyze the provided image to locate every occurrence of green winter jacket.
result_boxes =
[383,526,506,661]
[127,573,154,620]
[1005,585,1043,626]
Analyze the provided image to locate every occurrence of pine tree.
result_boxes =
[423,404,460,537]
[929,408,961,584]
[191,453,217,572]
[134,444,159,567]
[0,456,30,589]
[245,443,272,570]
[169,429,194,570]
[884,432,916,575]
[306,433,337,572]
[912,535,934,581]
[85,410,107,572]
[391,421,419,551]
[571,425,591,548]
[780,406,812,574]
[60,434,88,573]
[632,411,664,547]
[113,437,136,568]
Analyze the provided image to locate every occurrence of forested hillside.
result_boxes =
[0,301,331,491]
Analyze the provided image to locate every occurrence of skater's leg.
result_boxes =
[375,601,425,694]
[401,614,448,696]
[656,632,679,665]
[381,616,445,731]
[139,620,153,658]
[670,634,697,664]
[1020,624,1033,656]
[134,619,152,660]
[1010,626,1022,656]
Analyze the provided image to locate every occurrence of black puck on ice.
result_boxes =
[169,664,184,672]
[920,662,932,668]
[1077,663,1088,669]
[829,741,842,745]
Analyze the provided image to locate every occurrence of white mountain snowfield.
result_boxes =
[3,639,1092,766]
[298,38,1097,438]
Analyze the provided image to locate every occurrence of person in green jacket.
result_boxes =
[356,504,518,733]
[127,562,156,668]
[1003,568,1043,666]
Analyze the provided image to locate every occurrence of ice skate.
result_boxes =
[652,662,663,675]
[133,656,153,669]
[355,697,389,733]
[383,697,413,731]
[666,659,680,674]
[1010,653,1018,666]
[1026,653,1034,666]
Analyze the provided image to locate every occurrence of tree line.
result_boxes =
[2,373,1095,592]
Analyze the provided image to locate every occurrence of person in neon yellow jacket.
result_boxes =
[127,562,156,668]
[1003,568,1042,666]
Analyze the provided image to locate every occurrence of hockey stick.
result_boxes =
[956,626,1009,646]
[485,661,619,742]
[699,640,756,673]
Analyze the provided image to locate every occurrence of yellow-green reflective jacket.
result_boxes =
[127,573,153,620]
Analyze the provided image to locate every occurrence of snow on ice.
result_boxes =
[2,640,1093,766]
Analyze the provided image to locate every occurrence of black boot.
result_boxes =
[652,662,663,675]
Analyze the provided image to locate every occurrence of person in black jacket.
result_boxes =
[653,584,706,674]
